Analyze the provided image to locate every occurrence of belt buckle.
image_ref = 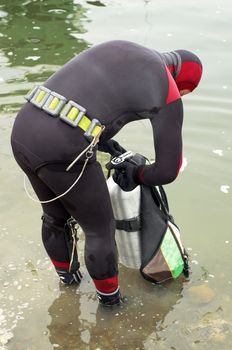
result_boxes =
[84,118,103,142]
[60,100,86,127]
[42,91,67,117]
[30,86,51,109]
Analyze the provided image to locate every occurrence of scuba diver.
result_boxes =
[11,40,202,307]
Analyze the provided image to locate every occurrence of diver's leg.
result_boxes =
[41,213,82,284]
[38,161,121,305]
[18,162,82,284]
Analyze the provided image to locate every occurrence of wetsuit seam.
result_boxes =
[34,160,84,173]
[11,139,43,162]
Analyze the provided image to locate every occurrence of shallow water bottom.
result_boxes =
[1,219,232,350]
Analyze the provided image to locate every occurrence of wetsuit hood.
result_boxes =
[162,49,203,92]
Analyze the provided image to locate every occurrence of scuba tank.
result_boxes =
[107,176,141,268]
[107,153,145,269]
[107,152,189,282]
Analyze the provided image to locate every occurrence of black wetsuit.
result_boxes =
[11,40,183,293]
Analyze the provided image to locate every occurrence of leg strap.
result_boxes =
[42,213,80,273]
[41,212,67,231]
[64,218,80,273]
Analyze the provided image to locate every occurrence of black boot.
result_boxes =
[96,287,123,307]
[56,268,82,285]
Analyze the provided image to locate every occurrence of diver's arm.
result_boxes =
[136,98,183,186]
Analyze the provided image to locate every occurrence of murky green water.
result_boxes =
[0,0,232,349]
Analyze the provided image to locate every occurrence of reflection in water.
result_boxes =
[47,267,184,349]
[87,1,106,7]
[0,0,90,117]
[0,0,89,67]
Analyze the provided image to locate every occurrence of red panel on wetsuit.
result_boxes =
[165,65,181,105]
[93,276,118,293]
[51,259,70,269]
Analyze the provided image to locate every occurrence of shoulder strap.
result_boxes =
[158,185,169,212]
[151,186,174,222]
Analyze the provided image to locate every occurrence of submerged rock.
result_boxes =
[187,284,215,304]
[190,313,232,344]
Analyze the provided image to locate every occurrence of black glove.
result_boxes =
[98,139,127,157]
[113,161,139,192]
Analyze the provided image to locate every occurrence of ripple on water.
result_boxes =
[0,11,8,18]
[48,9,67,14]
[25,56,41,61]
[186,92,232,115]
[212,149,223,156]
[220,185,230,194]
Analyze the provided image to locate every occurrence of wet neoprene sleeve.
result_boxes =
[136,98,183,186]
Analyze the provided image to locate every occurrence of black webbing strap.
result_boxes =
[41,213,67,231]
[151,186,174,222]
[116,217,141,232]
[158,185,169,212]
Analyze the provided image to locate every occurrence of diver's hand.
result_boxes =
[98,139,126,157]
[113,161,139,192]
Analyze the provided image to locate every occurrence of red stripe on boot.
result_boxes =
[93,276,118,294]
[51,259,70,269]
